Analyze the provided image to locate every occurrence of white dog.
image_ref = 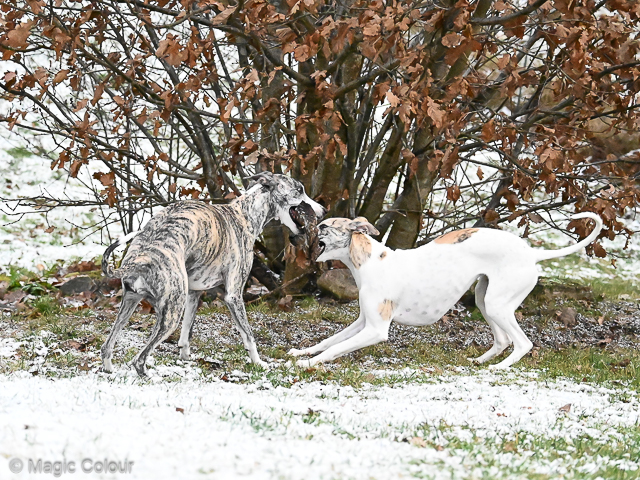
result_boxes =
[289,213,602,369]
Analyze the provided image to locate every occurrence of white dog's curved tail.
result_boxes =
[533,212,603,262]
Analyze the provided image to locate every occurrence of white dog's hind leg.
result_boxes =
[484,309,532,370]
[288,314,365,357]
[467,276,512,364]
[481,275,536,369]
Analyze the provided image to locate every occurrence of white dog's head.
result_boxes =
[313,217,379,267]
[248,172,325,235]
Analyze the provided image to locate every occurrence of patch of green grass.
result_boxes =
[31,295,62,316]
[588,278,640,300]
[520,347,640,390]
[246,301,273,314]
[198,302,229,316]
[6,265,39,289]
[41,317,81,341]
[522,278,605,319]
[298,296,319,309]
[6,146,33,159]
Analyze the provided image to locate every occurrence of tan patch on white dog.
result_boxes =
[434,228,479,244]
[378,299,396,321]
[349,232,372,268]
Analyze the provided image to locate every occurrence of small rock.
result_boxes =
[59,276,94,295]
[317,269,358,302]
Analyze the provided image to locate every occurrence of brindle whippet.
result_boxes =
[101,172,325,376]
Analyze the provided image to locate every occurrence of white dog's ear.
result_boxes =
[350,217,379,236]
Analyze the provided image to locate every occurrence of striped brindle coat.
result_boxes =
[101,172,325,376]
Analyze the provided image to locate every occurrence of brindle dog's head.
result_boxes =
[249,172,325,236]
[313,217,379,264]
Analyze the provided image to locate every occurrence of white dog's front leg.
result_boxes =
[288,314,365,357]
[297,324,388,368]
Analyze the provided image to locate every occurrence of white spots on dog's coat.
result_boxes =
[349,232,372,269]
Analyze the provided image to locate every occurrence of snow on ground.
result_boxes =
[0,368,638,480]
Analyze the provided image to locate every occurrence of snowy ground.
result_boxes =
[1,367,639,480]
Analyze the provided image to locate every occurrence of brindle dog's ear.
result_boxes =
[247,171,276,189]
[350,217,380,236]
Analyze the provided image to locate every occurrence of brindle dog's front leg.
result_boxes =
[224,270,267,368]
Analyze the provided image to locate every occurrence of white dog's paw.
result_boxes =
[487,364,510,371]
[295,359,313,369]
[252,359,269,369]
[466,357,479,364]
[287,348,308,357]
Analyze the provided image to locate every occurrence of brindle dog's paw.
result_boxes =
[179,347,191,361]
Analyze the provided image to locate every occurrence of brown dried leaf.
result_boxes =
[52,70,69,85]
[6,21,34,49]
[210,6,236,25]
[441,32,463,48]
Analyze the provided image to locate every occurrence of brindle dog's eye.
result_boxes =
[296,185,303,194]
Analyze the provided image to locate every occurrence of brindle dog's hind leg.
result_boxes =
[101,288,143,373]
[178,290,203,361]
[131,273,188,376]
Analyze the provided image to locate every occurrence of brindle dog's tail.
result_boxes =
[102,231,140,278]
